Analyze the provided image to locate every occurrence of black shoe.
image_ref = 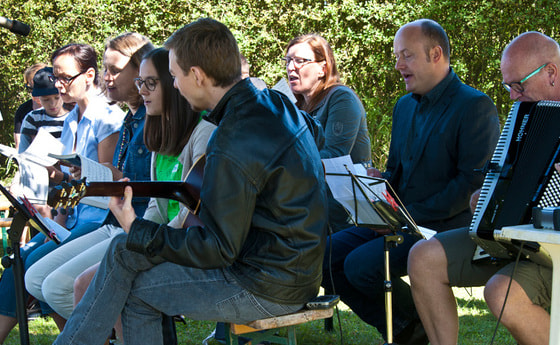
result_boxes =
[26,298,41,320]
[391,319,428,345]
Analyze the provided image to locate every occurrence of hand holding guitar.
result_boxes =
[108,178,137,233]
[47,155,206,229]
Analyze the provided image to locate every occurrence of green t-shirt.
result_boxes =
[155,153,184,221]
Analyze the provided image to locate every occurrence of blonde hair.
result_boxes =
[104,32,154,108]
[24,63,48,87]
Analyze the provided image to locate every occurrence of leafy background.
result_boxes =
[0,2,552,343]
[1,0,560,168]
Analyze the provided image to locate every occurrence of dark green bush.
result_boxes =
[1,0,559,168]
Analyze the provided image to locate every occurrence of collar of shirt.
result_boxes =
[411,67,455,110]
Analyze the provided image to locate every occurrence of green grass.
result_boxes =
[0,287,516,345]
[0,202,516,345]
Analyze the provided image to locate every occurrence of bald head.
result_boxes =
[393,19,451,95]
[503,32,560,68]
[501,32,560,101]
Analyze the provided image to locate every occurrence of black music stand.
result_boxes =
[0,183,59,345]
[1,210,30,345]
[325,168,421,345]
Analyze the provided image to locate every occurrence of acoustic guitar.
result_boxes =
[47,155,206,227]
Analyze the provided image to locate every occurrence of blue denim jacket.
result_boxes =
[112,105,151,216]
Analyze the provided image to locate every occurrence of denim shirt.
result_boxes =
[112,105,151,216]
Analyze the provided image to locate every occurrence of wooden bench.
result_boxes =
[224,307,335,345]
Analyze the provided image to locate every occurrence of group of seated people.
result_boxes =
[1,15,557,345]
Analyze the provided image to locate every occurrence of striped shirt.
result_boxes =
[18,108,69,153]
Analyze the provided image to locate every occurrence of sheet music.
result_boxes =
[23,128,64,166]
[417,226,436,240]
[0,129,64,203]
[20,195,67,243]
[0,129,62,167]
[16,160,50,203]
[79,155,111,209]
[78,155,113,209]
[323,156,387,226]
[39,214,71,243]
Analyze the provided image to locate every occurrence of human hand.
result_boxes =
[370,227,393,235]
[101,162,123,181]
[69,166,82,180]
[470,188,481,214]
[367,167,383,178]
[46,166,59,180]
[108,178,136,233]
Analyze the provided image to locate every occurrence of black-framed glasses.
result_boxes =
[502,63,547,93]
[281,56,315,68]
[49,71,86,85]
[134,77,159,91]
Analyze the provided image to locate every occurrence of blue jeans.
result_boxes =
[0,218,102,318]
[322,226,420,339]
[55,233,303,345]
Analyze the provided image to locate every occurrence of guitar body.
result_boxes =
[48,155,206,228]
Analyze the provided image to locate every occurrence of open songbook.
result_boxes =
[323,155,424,237]
[0,128,112,208]
[0,128,63,203]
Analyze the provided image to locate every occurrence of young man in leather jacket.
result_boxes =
[53,18,328,345]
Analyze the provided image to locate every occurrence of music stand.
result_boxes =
[325,166,422,345]
[0,182,59,345]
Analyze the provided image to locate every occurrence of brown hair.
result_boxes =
[285,34,341,112]
[104,32,154,109]
[418,19,450,62]
[143,48,200,156]
[51,43,100,86]
[164,18,241,87]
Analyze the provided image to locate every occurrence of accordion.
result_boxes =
[469,101,560,267]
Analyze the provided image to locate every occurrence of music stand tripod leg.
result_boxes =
[383,234,403,345]
[1,212,30,345]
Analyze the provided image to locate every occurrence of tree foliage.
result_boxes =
[1,0,559,167]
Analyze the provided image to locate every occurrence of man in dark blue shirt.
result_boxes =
[323,19,499,345]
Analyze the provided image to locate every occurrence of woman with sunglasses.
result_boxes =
[285,34,372,232]
[25,48,215,343]
[50,43,126,230]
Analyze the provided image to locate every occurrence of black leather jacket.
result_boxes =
[127,79,328,304]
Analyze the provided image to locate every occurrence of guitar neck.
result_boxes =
[84,181,200,210]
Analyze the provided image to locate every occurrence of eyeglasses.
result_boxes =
[281,56,316,68]
[134,77,159,91]
[49,71,86,86]
[502,63,547,93]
